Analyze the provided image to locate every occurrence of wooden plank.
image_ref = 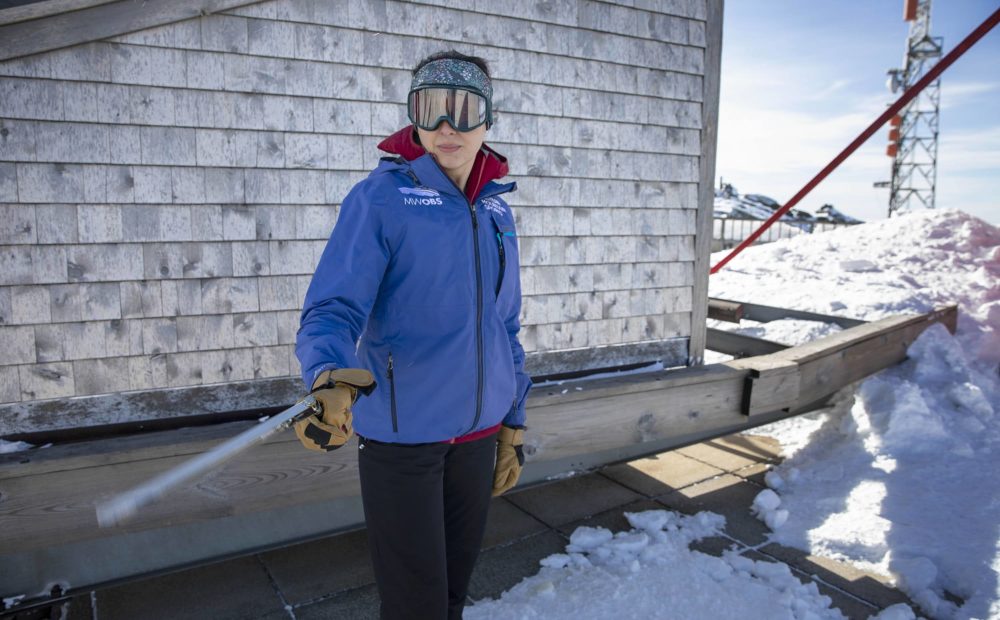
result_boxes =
[0,0,258,61]
[0,364,751,555]
[525,369,746,463]
[710,297,866,329]
[0,432,362,554]
[525,337,689,377]
[686,0,725,365]
[1,376,303,438]
[769,306,956,366]
[529,363,745,409]
[706,327,788,358]
[0,419,260,479]
[707,298,744,323]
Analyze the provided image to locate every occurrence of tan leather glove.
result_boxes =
[294,369,375,452]
[492,425,525,496]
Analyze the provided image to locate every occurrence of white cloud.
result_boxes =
[939,125,1000,171]
[803,79,855,102]
[940,80,1000,109]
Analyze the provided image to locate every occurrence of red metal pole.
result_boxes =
[710,5,1000,275]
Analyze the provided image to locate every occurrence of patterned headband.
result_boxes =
[409,58,493,103]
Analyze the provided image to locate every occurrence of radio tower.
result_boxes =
[885,0,943,217]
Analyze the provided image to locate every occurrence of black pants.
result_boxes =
[357,432,497,620]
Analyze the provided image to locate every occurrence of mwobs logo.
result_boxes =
[398,187,441,198]
[399,186,443,205]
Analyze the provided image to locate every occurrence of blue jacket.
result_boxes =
[296,153,532,443]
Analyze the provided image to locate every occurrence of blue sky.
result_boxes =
[716,1,1000,225]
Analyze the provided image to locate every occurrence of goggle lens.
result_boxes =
[408,88,488,132]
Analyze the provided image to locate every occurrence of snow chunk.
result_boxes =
[3,595,25,608]
[891,556,937,593]
[0,439,33,454]
[764,470,785,490]
[624,509,673,533]
[566,527,613,552]
[752,489,781,513]
[751,489,789,530]
[539,554,572,569]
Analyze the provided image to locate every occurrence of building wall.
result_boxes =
[0,0,710,434]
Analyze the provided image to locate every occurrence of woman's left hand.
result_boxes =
[492,426,525,496]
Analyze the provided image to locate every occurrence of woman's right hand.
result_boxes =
[294,369,374,452]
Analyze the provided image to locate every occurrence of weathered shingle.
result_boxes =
[0,0,713,405]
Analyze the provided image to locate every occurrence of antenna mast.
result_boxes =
[885,0,943,217]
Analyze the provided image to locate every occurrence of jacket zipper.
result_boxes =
[466,200,485,435]
[404,166,509,438]
[387,353,398,433]
[495,232,506,298]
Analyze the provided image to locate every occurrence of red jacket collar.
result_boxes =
[377,125,509,202]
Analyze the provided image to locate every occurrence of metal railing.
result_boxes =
[712,217,855,251]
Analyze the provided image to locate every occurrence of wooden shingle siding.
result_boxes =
[0,0,717,433]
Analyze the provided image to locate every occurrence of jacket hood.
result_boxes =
[377,125,509,202]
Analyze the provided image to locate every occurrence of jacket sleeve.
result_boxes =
[502,217,532,429]
[296,183,390,388]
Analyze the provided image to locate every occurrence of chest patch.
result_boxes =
[398,186,443,206]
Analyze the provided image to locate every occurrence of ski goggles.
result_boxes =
[407,58,493,131]
[407,87,490,132]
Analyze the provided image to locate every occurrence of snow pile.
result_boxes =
[467,210,995,620]
[468,510,856,620]
[709,209,1000,619]
[710,208,999,325]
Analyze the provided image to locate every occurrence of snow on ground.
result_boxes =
[709,209,1000,620]
[468,209,999,620]
[468,511,870,620]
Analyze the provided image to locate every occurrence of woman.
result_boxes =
[294,50,532,619]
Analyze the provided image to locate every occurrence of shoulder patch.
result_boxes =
[482,197,507,217]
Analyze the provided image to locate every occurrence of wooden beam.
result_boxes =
[786,306,957,406]
[687,0,725,366]
[0,0,259,61]
[705,327,788,358]
[710,297,866,329]
[707,298,744,323]
[768,305,956,365]
[0,305,958,597]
